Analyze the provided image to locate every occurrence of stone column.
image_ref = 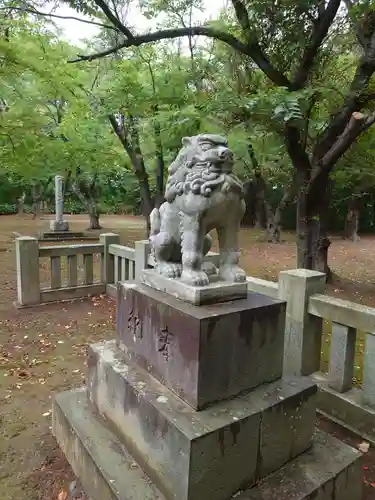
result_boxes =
[50,175,69,232]
[278,269,326,376]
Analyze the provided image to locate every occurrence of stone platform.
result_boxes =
[40,230,90,242]
[50,220,69,232]
[141,269,247,305]
[53,388,363,500]
[116,282,286,409]
[87,340,316,500]
[53,271,363,500]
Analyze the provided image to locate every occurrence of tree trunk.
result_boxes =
[17,193,25,214]
[266,203,282,243]
[87,199,101,230]
[108,113,154,233]
[344,200,360,241]
[295,185,331,278]
[152,104,165,208]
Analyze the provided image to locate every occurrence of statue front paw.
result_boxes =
[158,262,182,278]
[181,269,210,286]
[219,265,246,283]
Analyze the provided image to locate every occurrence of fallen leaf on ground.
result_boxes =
[57,490,68,500]
[359,441,370,453]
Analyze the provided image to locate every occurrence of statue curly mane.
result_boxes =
[165,134,243,202]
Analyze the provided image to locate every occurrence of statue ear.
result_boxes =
[182,136,192,147]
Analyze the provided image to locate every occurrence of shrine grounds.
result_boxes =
[1,214,375,499]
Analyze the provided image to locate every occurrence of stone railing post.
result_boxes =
[100,233,120,284]
[135,240,149,279]
[278,269,326,376]
[16,237,40,306]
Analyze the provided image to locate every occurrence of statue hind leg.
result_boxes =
[217,200,246,282]
[150,203,182,278]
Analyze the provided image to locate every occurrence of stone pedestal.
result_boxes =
[116,282,286,409]
[49,220,69,232]
[53,278,363,500]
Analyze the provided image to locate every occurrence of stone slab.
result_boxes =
[87,340,316,500]
[53,388,362,500]
[237,430,363,500]
[50,220,70,232]
[116,282,286,409]
[40,231,89,242]
[53,388,165,500]
[313,370,375,445]
[141,269,247,305]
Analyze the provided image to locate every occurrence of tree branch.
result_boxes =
[313,32,375,161]
[320,111,375,169]
[0,6,118,30]
[230,0,290,87]
[70,26,252,61]
[92,0,134,39]
[291,0,341,89]
[71,23,290,86]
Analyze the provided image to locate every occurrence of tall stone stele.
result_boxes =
[50,175,69,232]
[53,134,362,500]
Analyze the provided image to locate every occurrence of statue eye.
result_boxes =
[199,142,212,150]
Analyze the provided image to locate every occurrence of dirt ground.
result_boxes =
[1,214,375,499]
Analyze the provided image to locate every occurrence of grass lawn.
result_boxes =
[0,214,375,499]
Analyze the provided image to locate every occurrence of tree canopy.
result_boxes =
[1,0,375,269]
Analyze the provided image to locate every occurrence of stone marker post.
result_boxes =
[279,269,326,377]
[100,233,120,284]
[16,236,40,306]
[50,175,69,232]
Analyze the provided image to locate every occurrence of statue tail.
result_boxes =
[149,207,161,236]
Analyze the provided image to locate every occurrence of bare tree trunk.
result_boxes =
[17,193,25,214]
[108,113,154,233]
[344,198,361,241]
[31,185,41,220]
[295,177,331,279]
[87,199,101,230]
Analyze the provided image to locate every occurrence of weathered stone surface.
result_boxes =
[53,388,166,500]
[49,220,69,232]
[278,269,326,377]
[16,236,40,306]
[50,174,70,232]
[87,340,316,500]
[53,388,362,500]
[328,323,356,393]
[116,282,286,409]
[149,134,246,287]
[238,430,362,500]
[313,370,375,445]
[40,231,86,241]
[141,269,247,305]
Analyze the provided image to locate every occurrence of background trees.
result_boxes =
[2,0,375,274]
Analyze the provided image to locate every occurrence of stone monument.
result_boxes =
[50,175,69,232]
[42,174,85,241]
[53,134,362,500]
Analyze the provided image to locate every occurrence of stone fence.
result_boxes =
[15,233,375,443]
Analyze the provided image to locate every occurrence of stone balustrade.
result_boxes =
[15,233,375,443]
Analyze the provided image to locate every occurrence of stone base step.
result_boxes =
[53,388,363,500]
[40,231,93,242]
[87,341,316,500]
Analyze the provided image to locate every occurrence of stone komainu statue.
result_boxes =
[149,134,246,286]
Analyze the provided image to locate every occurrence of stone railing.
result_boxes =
[247,269,375,444]
[16,236,106,306]
[15,234,375,442]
